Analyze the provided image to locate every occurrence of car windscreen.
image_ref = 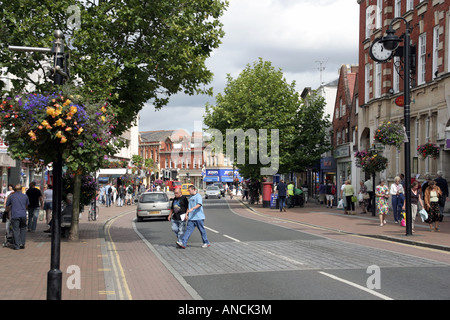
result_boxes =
[207,186,219,190]
[140,193,168,203]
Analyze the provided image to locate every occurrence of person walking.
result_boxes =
[375,179,390,226]
[423,180,443,232]
[276,179,288,212]
[168,187,189,244]
[117,185,125,207]
[26,181,43,232]
[318,181,326,205]
[364,178,374,213]
[6,184,29,250]
[343,180,355,215]
[402,181,424,233]
[325,180,334,208]
[43,185,53,226]
[177,185,210,249]
[434,171,448,219]
[390,176,405,223]
[358,180,369,214]
[287,181,295,208]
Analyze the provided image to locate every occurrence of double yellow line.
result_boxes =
[102,211,134,300]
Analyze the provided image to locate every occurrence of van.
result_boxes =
[168,180,182,191]
[181,183,192,196]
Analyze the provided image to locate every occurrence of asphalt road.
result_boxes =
[135,198,450,300]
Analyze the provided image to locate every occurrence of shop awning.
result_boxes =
[203,176,219,182]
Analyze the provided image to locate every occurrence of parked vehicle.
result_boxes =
[167,180,182,191]
[181,183,192,196]
[136,192,170,222]
[205,186,221,199]
[213,183,225,196]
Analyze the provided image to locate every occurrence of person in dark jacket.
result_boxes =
[6,184,29,250]
[435,171,448,217]
[276,180,288,212]
[169,187,189,243]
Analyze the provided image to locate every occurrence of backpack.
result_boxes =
[331,185,336,195]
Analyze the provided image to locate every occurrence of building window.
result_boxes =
[376,0,382,30]
[393,56,400,93]
[394,0,401,17]
[418,33,426,85]
[335,103,339,119]
[375,63,381,98]
[366,5,376,38]
[340,98,345,117]
[414,118,419,156]
[336,131,341,145]
[406,0,413,11]
[365,64,370,103]
[432,26,439,79]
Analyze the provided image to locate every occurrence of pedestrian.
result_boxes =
[364,178,374,213]
[26,181,43,232]
[358,180,369,214]
[375,178,390,226]
[287,181,295,208]
[177,185,210,249]
[126,184,133,205]
[343,180,355,215]
[106,183,112,207]
[421,174,432,196]
[318,181,326,205]
[276,179,287,212]
[168,187,189,244]
[242,182,249,201]
[117,185,125,207]
[423,180,443,232]
[402,181,424,233]
[325,180,334,208]
[434,171,448,218]
[43,185,53,226]
[390,176,405,223]
[6,184,29,250]
[99,185,106,205]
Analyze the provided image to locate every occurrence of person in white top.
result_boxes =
[390,176,404,223]
[43,185,53,225]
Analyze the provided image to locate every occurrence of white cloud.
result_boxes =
[139,0,359,132]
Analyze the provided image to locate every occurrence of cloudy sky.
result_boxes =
[138,0,360,134]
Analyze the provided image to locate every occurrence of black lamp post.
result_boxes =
[380,18,413,236]
[9,30,67,299]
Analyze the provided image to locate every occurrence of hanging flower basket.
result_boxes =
[355,149,388,174]
[417,142,440,159]
[374,121,405,149]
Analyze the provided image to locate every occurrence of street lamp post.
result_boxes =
[380,18,413,236]
[9,30,67,299]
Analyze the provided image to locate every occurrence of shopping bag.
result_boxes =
[39,209,45,221]
[337,199,344,209]
[419,209,428,222]
[401,218,406,227]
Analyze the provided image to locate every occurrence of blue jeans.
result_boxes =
[279,196,286,211]
[181,219,209,247]
[27,207,40,231]
[171,219,186,242]
[392,195,404,222]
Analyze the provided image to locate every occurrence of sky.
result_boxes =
[138,0,360,135]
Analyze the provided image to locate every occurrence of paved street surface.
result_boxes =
[1,193,449,300]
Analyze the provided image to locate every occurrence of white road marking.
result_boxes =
[319,271,394,300]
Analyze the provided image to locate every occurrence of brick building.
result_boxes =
[357,0,450,184]
[332,64,359,195]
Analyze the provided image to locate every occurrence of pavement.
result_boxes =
[0,195,449,300]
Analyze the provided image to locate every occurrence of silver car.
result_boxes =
[136,192,170,222]
[205,186,221,199]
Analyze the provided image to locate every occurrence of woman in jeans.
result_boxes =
[402,181,424,233]
[390,176,404,223]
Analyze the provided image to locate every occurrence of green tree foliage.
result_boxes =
[204,59,331,179]
[0,0,228,133]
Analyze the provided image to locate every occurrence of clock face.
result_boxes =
[369,39,394,62]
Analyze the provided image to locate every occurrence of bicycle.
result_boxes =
[88,200,99,221]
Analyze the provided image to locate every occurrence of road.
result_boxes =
[134,197,450,300]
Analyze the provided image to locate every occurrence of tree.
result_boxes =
[0,0,228,133]
[203,58,300,180]
[0,85,123,240]
[287,91,332,172]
